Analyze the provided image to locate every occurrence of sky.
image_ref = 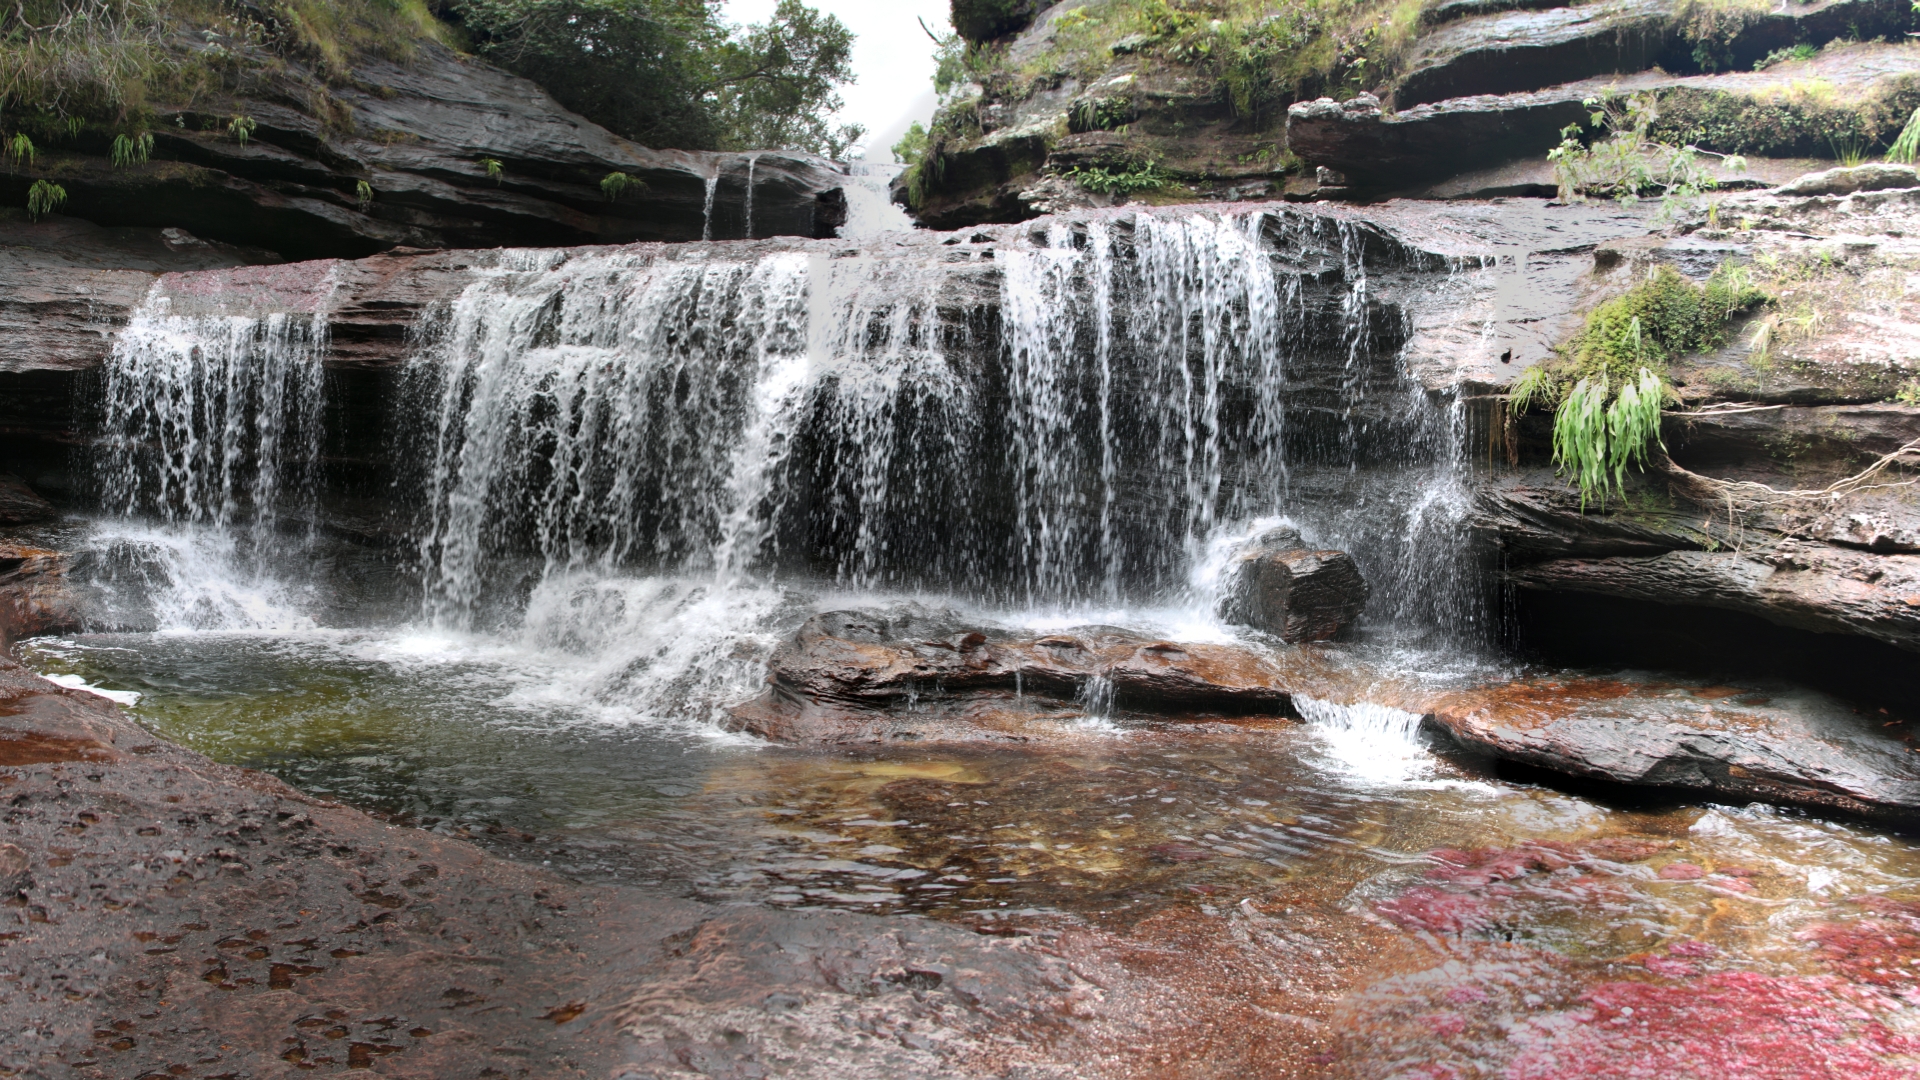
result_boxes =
[722,0,951,161]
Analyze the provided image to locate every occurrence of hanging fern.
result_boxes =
[27,179,67,220]
[600,171,642,200]
[110,131,152,169]
[6,133,35,166]
[355,179,373,212]
[1889,106,1920,165]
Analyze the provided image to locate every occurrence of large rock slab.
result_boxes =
[0,42,847,261]
[731,608,1294,743]
[1217,527,1370,642]
[1393,0,1675,109]
[1425,674,1920,823]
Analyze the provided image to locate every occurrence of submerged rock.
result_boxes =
[1217,528,1370,642]
[1425,676,1920,823]
[0,544,78,647]
[732,608,1294,743]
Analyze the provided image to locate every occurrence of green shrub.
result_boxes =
[1549,93,1745,219]
[1889,107,1920,165]
[891,120,928,166]
[110,130,152,168]
[1067,161,1168,194]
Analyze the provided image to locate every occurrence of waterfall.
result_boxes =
[743,154,759,240]
[701,174,718,242]
[98,283,329,534]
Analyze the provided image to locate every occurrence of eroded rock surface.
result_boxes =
[1425,675,1920,822]
[0,544,78,648]
[1217,527,1370,642]
[731,608,1294,743]
[0,477,55,526]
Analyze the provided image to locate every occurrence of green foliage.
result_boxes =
[355,178,372,210]
[890,121,928,166]
[1067,161,1168,194]
[455,0,862,156]
[1519,263,1769,506]
[1889,107,1920,164]
[227,114,256,145]
[110,130,152,167]
[479,156,503,183]
[600,170,642,199]
[1568,264,1767,385]
[1548,93,1744,220]
[5,132,35,165]
[1753,43,1818,70]
[26,177,65,219]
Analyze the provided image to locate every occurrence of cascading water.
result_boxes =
[97,286,329,533]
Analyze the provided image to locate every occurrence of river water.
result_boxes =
[19,204,1920,1074]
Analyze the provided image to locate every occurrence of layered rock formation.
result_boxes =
[1,41,847,261]
[0,544,79,648]
[904,0,1918,224]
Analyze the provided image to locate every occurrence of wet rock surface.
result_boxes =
[0,42,846,262]
[1425,675,1920,823]
[0,478,55,527]
[1216,527,1370,642]
[0,544,79,648]
[732,608,1295,743]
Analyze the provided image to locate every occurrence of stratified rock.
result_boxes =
[951,0,1046,42]
[1392,0,1674,108]
[0,544,79,647]
[0,42,846,260]
[0,476,55,525]
[1774,164,1920,198]
[1426,675,1920,823]
[1216,528,1369,643]
[732,608,1293,742]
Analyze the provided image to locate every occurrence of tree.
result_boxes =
[452,0,861,157]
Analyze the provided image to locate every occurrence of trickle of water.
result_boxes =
[743,153,759,240]
[701,173,719,242]
[98,286,329,533]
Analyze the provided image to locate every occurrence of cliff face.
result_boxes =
[0,40,849,261]
[903,0,1918,226]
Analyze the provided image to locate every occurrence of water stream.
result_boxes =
[22,205,1920,1072]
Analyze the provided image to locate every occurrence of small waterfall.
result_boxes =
[743,154,759,241]
[701,173,718,242]
[1294,696,1434,785]
[98,284,329,533]
[838,161,914,238]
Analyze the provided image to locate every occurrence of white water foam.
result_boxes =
[1294,695,1436,786]
[40,673,142,706]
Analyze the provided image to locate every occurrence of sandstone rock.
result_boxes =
[0,476,55,525]
[1774,164,1920,198]
[1217,528,1370,643]
[1392,0,1674,109]
[1425,674,1920,823]
[731,608,1293,743]
[0,544,79,647]
[0,42,847,261]
[951,0,1047,42]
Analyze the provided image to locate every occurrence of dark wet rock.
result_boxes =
[731,608,1293,743]
[1425,675,1920,822]
[952,0,1048,42]
[1217,528,1370,642]
[0,476,55,525]
[1392,0,1675,109]
[0,544,79,648]
[1506,545,1920,653]
[0,43,847,262]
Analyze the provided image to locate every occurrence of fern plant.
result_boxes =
[600,171,642,200]
[111,131,153,168]
[27,179,66,220]
[1888,107,1920,165]
[355,179,373,211]
[228,115,257,145]
[479,157,503,184]
[5,133,35,166]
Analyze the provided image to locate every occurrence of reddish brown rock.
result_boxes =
[0,543,79,647]
[731,609,1294,743]
[1424,675,1920,823]
[0,476,55,525]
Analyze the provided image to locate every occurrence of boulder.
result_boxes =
[951,0,1047,43]
[0,544,80,647]
[731,608,1294,743]
[1425,674,1920,823]
[0,477,55,526]
[1773,164,1920,199]
[1216,528,1370,643]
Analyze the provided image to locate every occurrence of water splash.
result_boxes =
[1294,695,1436,785]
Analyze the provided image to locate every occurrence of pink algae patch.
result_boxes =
[1378,840,1667,935]
[1656,862,1703,881]
[1506,972,1920,1080]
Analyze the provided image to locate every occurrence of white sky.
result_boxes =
[722,0,951,160]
